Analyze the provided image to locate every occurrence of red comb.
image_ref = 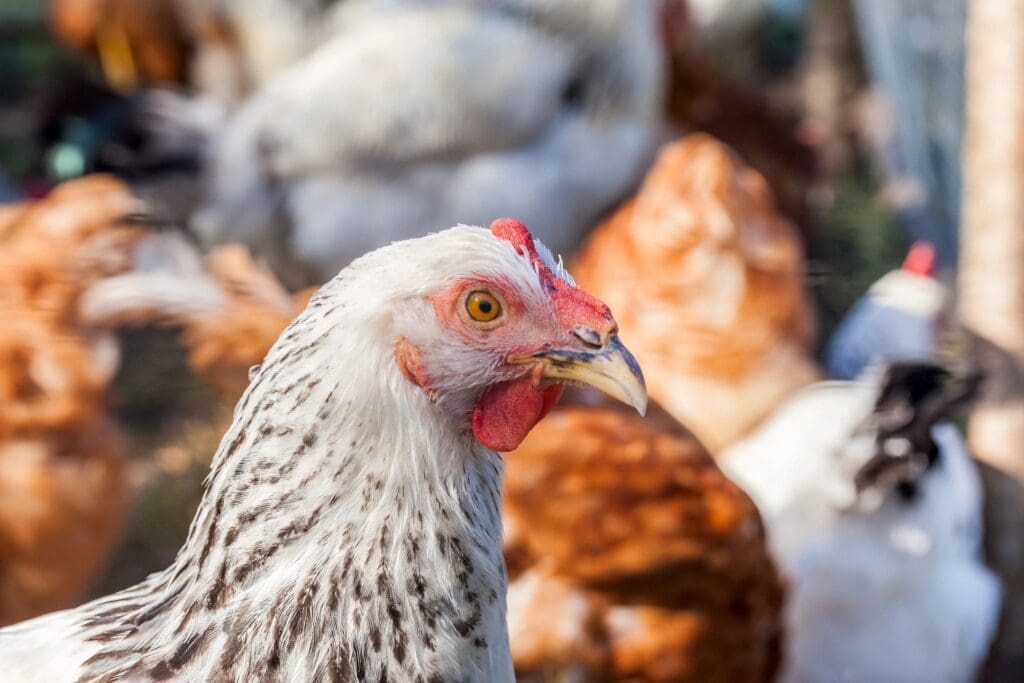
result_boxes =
[903,241,936,277]
[490,218,537,261]
[489,218,615,335]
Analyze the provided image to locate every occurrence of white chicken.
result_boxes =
[190,0,668,279]
[0,219,647,681]
[722,362,1001,683]
[825,241,947,380]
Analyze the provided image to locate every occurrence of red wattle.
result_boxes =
[472,379,563,452]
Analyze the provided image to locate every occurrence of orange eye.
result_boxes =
[466,290,502,323]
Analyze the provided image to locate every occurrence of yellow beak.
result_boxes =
[510,335,647,415]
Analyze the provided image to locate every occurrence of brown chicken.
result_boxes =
[505,397,784,682]
[0,176,141,626]
[82,238,314,397]
[573,134,820,451]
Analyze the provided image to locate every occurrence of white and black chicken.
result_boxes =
[825,241,947,380]
[722,362,1001,683]
[188,0,668,279]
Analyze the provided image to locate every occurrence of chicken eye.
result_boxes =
[466,291,502,323]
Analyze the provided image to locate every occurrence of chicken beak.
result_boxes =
[511,335,647,415]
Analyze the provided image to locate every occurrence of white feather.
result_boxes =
[722,380,1001,683]
[191,0,666,277]
[79,234,228,327]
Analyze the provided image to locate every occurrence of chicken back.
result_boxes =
[505,399,784,682]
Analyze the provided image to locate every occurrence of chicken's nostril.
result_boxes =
[572,324,605,349]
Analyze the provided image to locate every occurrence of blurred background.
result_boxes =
[1,0,1023,681]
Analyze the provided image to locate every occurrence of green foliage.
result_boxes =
[809,168,909,352]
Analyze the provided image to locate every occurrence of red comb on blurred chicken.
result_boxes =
[825,241,946,381]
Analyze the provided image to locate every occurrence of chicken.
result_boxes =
[573,134,819,450]
[722,362,1001,683]
[82,235,314,397]
[190,0,667,281]
[0,176,142,626]
[825,241,947,380]
[504,397,784,682]
[0,218,647,681]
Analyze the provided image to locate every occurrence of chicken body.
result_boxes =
[192,0,666,280]
[505,400,783,682]
[574,134,819,450]
[0,176,140,626]
[722,366,1000,683]
[0,221,646,681]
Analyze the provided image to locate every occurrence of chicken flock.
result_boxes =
[0,0,1004,681]
[28,134,988,682]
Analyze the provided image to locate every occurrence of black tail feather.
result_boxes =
[853,362,981,499]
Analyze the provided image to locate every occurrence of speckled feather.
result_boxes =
[0,225,581,682]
